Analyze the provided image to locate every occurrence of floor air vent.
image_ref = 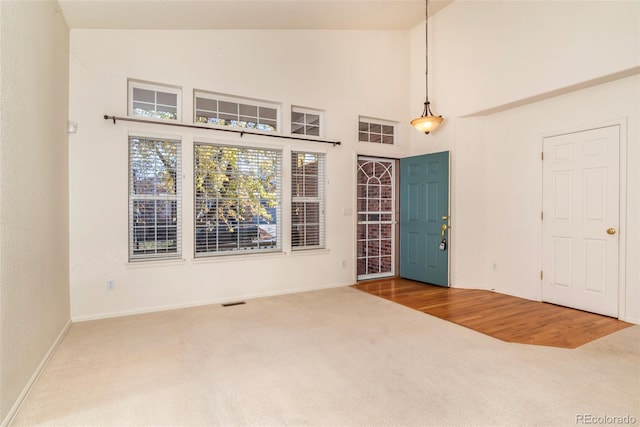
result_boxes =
[221,301,246,307]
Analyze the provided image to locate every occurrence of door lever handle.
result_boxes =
[441,224,448,239]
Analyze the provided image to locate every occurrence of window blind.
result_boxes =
[129,136,182,261]
[291,152,326,250]
[194,143,282,256]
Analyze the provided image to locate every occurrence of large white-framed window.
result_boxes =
[291,151,325,250]
[291,106,323,137]
[128,80,181,120]
[129,136,182,261]
[194,142,282,256]
[358,117,396,145]
[194,91,280,132]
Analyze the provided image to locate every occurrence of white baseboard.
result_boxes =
[1,319,71,427]
[72,281,354,322]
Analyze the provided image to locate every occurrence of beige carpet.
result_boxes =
[12,287,640,426]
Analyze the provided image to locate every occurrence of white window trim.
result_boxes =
[128,79,182,121]
[193,90,281,133]
[358,116,398,145]
[291,106,324,139]
[291,151,326,251]
[193,141,283,257]
[128,135,182,262]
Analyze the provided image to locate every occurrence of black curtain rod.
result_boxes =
[103,115,341,146]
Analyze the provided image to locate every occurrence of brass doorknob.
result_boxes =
[606,228,616,235]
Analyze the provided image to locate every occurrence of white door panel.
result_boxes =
[542,126,619,317]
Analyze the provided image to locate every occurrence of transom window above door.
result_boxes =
[358,117,396,145]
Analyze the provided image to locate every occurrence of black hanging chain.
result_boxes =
[424,0,430,105]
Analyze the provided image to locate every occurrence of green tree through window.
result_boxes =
[194,144,281,255]
[129,137,181,261]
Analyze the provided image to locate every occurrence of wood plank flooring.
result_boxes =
[353,278,633,348]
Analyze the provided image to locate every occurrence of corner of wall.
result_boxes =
[0,0,71,423]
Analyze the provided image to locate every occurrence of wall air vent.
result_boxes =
[221,301,246,307]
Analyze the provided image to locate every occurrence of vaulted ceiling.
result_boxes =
[58,0,453,30]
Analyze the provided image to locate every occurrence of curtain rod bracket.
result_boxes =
[103,115,117,124]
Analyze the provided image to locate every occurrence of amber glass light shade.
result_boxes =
[410,114,443,134]
[411,101,444,134]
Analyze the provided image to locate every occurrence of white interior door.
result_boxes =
[542,125,620,317]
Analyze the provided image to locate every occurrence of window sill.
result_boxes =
[290,248,330,256]
[191,251,287,264]
[124,249,331,268]
[126,258,186,268]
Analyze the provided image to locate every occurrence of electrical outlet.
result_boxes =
[106,279,115,290]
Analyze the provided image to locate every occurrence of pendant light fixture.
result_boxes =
[410,0,444,134]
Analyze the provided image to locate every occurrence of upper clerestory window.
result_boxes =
[291,106,323,138]
[358,117,396,145]
[128,80,181,121]
[194,91,279,133]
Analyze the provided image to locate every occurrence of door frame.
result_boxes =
[399,151,451,287]
[539,118,628,320]
[354,155,400,281]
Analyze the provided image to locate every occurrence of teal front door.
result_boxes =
[399,151,450,286]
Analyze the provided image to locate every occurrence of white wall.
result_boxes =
[408,1,639,323]
[432,0,639,118]
[69,29,411,320]
[0,0,70,424]
[480,77,639,323]
[69,1,640,324]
